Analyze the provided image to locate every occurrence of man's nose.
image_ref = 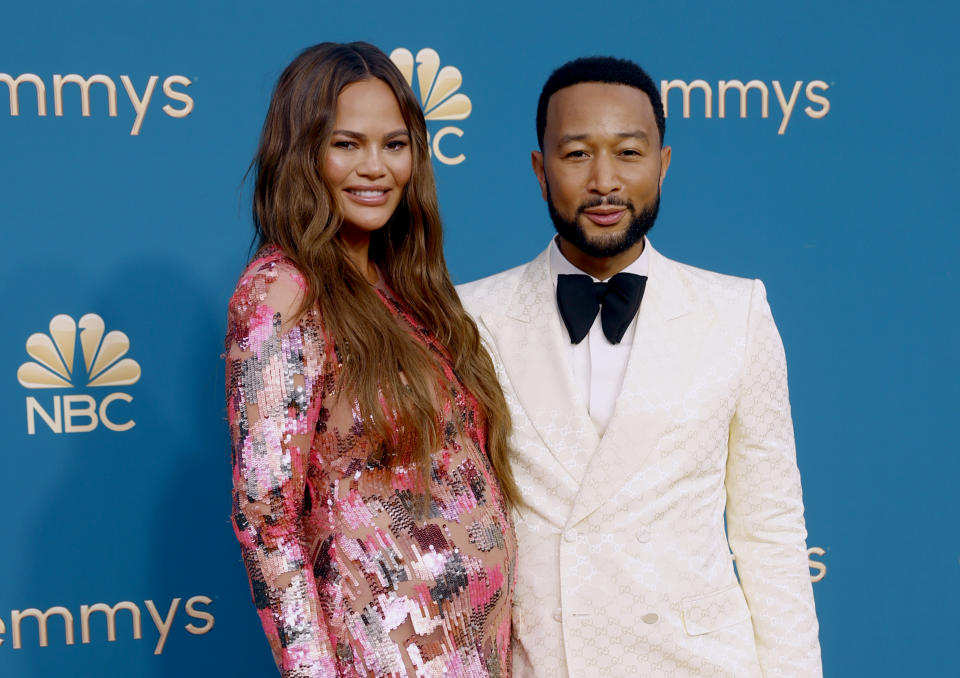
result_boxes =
[587,153,621,195]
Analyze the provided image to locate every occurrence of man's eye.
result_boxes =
[565,150,587,159]
[620,149,642,156]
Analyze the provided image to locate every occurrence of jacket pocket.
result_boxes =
[681,585,752,636]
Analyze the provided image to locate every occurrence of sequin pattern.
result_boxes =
[226,248,516,677]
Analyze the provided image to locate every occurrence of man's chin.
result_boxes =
[548,199,653,259]
[571,224,636,255]
[581,238,637,258]
[578,218,631,241]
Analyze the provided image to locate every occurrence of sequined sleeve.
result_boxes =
[226,262,337,678]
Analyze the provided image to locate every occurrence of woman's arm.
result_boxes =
[226,262,338,678]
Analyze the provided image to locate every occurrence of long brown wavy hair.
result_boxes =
[250,41,519,507]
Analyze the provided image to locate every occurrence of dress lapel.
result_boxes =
[479,248,600,484]
[567,246,706,527]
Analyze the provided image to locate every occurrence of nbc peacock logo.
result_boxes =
[390,48,471,166]
[17,313,140,434]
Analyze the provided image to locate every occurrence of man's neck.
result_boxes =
[557,237,646,280]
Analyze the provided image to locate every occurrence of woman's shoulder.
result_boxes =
[226,246,310,348]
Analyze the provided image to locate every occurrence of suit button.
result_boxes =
[641,613,659,624]
[636,527,650,543]
[563,529,577,543]
[553,607,562,622]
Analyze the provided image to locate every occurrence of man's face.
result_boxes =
[533,82,671,260]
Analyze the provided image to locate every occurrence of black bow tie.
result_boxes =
[556,272,647,345]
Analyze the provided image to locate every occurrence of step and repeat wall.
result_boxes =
[1,1,956,676]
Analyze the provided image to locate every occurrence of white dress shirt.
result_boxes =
[549,237,650,434]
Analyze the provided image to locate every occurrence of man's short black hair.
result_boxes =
[536,56,665,149]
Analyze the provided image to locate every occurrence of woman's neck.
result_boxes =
[339,232,378,284]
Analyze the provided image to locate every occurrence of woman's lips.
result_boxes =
[344,188,390,206]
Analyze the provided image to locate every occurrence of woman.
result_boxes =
[225,42,519,677]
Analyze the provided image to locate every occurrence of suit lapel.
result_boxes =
[567,246,707,526]
[479,248,599,484]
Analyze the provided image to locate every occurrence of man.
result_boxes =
[458,57,822,677]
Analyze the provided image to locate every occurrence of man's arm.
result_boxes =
[725,278,823,678]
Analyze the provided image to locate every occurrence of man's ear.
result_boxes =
[658,145,672,191]
[531,150,548,201]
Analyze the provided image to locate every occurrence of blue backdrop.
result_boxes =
[1,1,957,676]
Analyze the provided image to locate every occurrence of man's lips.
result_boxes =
[582,208,626,226]
[344,186,390,206]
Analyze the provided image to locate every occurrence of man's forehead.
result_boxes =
[546,82,656,136]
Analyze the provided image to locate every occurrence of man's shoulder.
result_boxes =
[456,260,534,316]
[655,244,755,288]
[665,255,755,292]
[654,249,761,316]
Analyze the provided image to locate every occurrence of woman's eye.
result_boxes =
[332,140,355,149]
[386,140,408,150]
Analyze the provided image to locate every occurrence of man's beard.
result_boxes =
[546,183,660,259]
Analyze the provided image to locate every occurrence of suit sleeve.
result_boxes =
[725,279,823,678]
[226,267,338,678]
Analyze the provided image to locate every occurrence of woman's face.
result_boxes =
[323,78,413,243]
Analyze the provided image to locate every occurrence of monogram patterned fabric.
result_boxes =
[226,248,516,677]
[457,241,822,678]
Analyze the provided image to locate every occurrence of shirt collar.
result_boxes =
[549,236,651,287]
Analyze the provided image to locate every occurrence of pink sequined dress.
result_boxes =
[225,247,516,678]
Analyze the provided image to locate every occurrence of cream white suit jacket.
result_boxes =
[457,242,822,678]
